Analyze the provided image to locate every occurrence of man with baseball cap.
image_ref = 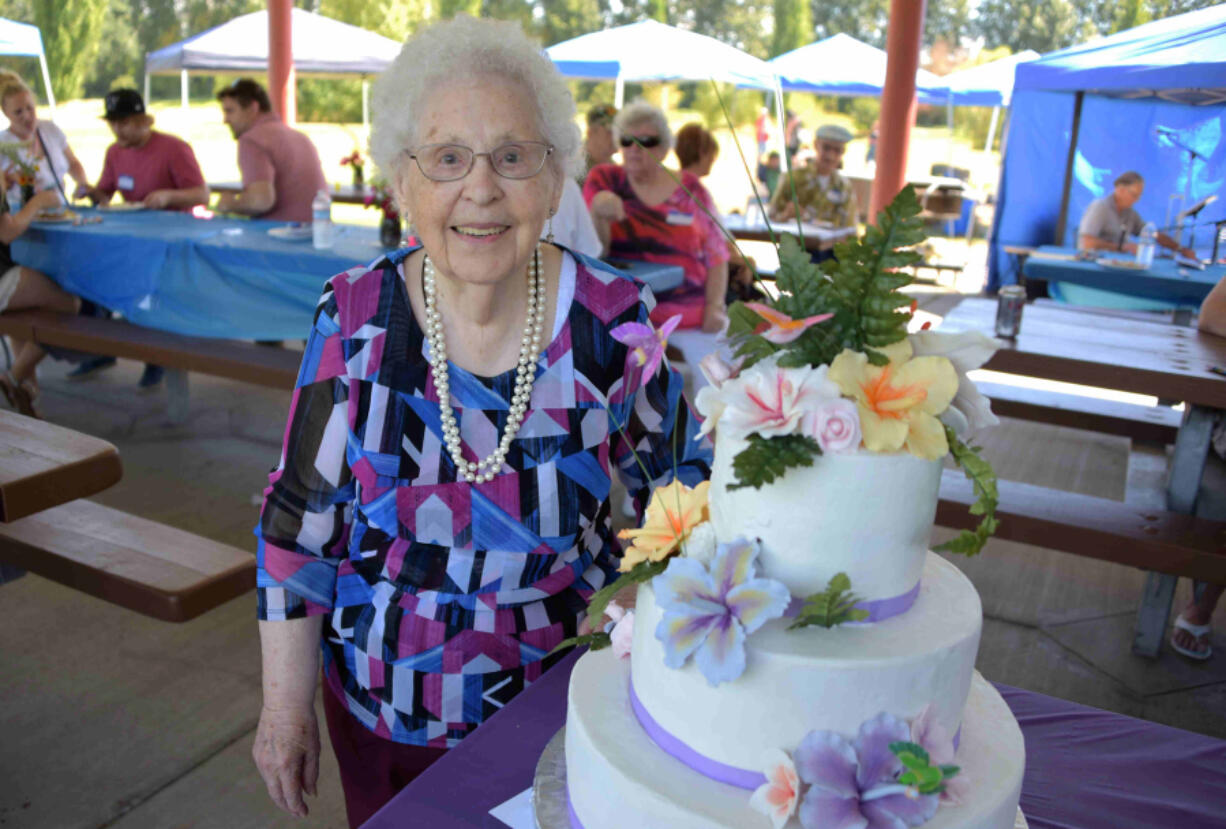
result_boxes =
[81,89,208,211]
[769,123,859,232]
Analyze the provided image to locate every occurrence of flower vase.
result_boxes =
[379,215,402,249]
[352,165,365,190]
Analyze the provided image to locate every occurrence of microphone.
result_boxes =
[1155,127,1205,159]
[1155,126,1179,135]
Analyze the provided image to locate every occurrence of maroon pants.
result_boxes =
[322,682,448,828]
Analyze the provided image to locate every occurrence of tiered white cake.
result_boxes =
[559,434,1025,829]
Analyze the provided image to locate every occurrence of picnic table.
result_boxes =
[0,410,122,523]
[720,212,857,252]
[362,649,1226,829]
[940,298,1226,656]
[13,209,684,341]
[1023,245,1223,313]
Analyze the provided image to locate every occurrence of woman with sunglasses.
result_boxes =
[583,100,730,334]
[251,17,710,827]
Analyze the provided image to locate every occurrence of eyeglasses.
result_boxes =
[619,135,662,149]
[407,141,553,182]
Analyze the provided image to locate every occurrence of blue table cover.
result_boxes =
[12,210,682,340]
[1023,245,1224,311]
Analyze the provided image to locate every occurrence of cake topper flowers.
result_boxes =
[617,479,711,572]
[611,313,683,381]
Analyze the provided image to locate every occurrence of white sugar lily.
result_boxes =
[718,355,842,442]
[909,329,1000,436]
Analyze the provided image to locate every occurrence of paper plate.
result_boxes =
[98,201,146,211]
[32,210,77,223]
[268,225,313,241]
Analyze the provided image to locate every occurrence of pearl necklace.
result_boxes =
[423,248,545,484]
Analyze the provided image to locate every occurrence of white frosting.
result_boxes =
[708,431,943,600]
[631,553,982,771]
[566,650,1024,829]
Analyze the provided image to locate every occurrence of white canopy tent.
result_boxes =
[144,8,402,124]
[933,50,1041,152]
[0,18,55,115]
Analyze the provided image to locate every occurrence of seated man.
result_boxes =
[768,124,858,230]
[1078,170,1195,259]
[213,79,327,223]
[82,89,208,210]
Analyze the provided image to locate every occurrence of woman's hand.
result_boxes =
[253,703,321,818]
[577,585,639,635]
[27,189,60,212]
[701,304,728,333]
[590,190,626,223]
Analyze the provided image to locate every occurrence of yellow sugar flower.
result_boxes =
[827,340,958,460]
[616,480,711,572]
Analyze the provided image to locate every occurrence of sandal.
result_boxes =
[1170,613,1213,661]
[0,373,41,419]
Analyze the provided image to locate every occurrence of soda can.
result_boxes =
[995,285,1026,338]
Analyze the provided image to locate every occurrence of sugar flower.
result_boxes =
[909,329,1000,436]
[750,749,801,829]
[744,302,834,344]
[604,601,635,660]
[721,356,842,441]
[794,713,940,829]
[699,352,736,388]
[617,480,710,572]
[910,705,967,805]
[683,520,718,566]
[803,398,862,454]
[611,313,682,381]
[653,537,790,686]
[827,340,958,460]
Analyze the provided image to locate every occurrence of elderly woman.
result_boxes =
[252,16,710,827]
[584,101,729,333]
[0,72,89,205]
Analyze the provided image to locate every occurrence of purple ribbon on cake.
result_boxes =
[785,579,922,623]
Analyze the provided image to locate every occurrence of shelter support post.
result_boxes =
[144,72,150,107]
[38,54,55,115]
[870,0,927,221]
[614,76,625,109]
[268,0,295,124]
[946,94,955,163]
[984,105,1000,152]
[180,69,188,111]
[362,78,370,132]
[1054,91,1084,246]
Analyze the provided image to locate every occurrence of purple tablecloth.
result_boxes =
[362,650,1226,829]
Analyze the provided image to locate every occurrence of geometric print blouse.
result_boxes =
[256,245,712,748]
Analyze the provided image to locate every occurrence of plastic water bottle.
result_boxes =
[312,189,334,249]
[1135,222,1156,268]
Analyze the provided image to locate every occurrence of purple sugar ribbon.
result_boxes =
[629,680,767,789]
[785,579,922,623]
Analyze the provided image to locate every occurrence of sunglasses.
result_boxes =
[620,135,662,149]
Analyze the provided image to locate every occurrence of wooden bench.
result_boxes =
[0,498,255,623]
[937,470,1226,584]
[979,381,1182,445]
[0,310,301,389]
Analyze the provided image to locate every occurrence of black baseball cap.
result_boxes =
[103,89,145,120]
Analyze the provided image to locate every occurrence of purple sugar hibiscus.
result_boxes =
[794,713,940,829]
[652,537,790,687]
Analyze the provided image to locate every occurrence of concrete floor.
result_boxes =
[2,306,1225,828]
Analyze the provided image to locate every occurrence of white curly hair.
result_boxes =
[613,99,673,151]
[370,15,581,181]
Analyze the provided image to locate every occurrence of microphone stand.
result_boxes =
[1157,130,1204,250]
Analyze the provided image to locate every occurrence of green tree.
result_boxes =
[32,0,108,99]
[84,0,143,97]
[973,0,1097,53]
[437,0,480,16]
[771,0,812,56]
[540,0,602,45]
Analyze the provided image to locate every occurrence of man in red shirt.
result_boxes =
[83,89,208,210]
[213,79,327,223]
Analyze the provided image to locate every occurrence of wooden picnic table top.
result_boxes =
[940,298,1226,409]
[209,181,371,206]
[0,411,123,522]
[719,213,857,251]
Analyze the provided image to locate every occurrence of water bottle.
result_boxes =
[1135,222,1156,268]
[312,189,334,249]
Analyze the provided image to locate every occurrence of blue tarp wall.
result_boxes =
[988,6,1226,291]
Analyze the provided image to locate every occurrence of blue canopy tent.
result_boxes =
[0,18,55,114]
[144,9,401,124]
[545,19,779,108]
[988,6,1226,293]
[769,34,946,102]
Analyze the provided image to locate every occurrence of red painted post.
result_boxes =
[870,0,927,222]
[268,0,295,124]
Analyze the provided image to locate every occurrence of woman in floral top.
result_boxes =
[252,17,710,828]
